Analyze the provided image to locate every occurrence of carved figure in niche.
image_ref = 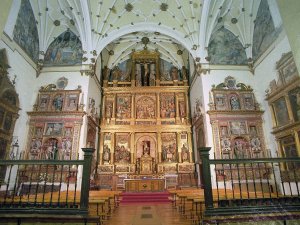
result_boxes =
[53,94,64,111]
[179,102,186,118]
[230,95,240,110]
[221,137,231,152]
[103,144,111,163]
[251,137,261,152]
[35,127,43,137]
[112,68,120,80]
[106,102,113,119]
[142,141,150,156]
[65,127,72,137]
[61,138,72,160]
[149,64,156,86]
[115,145,130,163]
[182,66,187,80]
[249,126,257,136]
[233,140,245,159]
[220,126,227,136]
[142,63,150,86]
[30,138,42,159]
[181,144,189,162]
[171,67,179,80]
[41,139,59,160]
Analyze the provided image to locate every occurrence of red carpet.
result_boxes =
[120,191,171,203]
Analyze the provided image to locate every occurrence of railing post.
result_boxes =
[80,148,95,212]
[199,147,214,209]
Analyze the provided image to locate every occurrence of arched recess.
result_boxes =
[136,135,157,159]
[95,22,195,59]
[0,49,20,180]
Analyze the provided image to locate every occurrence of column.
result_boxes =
[102,95,106,124]
[99,132,104,165]
[112,94,116,124]
[293,130,300,156]
[177,132,182,163]
[131,60,136,86]
[187,132,193,163]
[285,95,294,122]
[157,132,162,163]
[277,0,300,72]
[131,94,135,125]
[175,94,180,123]
[156,93,161,125]
[185,92,190,124]
[110,132,115,164]
[155,58,160,86]
[130,132,135,164]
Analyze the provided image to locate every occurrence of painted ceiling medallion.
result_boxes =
[125,3,133,12]
[177,50,183,55]
[160,3,168,11]
[56,77,68,90]
[54,20,60,26]
[109,50,114,55]
[141,37,150,45]
[231,18,238,24]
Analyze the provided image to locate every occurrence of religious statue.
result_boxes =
[103,144,111,163]
[230,95,240,110]
[142,141,150,156]
[233,140,245,159]
[181,144,189,162]
[53,94,64,111]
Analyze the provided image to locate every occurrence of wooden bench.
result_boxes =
[0,214,100,225]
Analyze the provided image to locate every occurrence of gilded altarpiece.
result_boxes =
[0,49,20,182]
[208,76,268,182]
[266,52,300,181]
[23,82,84,182]
[99,50,194,189]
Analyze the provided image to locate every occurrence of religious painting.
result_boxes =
[273,97,290,126]
[288,87,300,122]
[281,135,300,169]
[44,30,83,66]
[229,94,241,110]
[160,59,173,81]
[282,61,298,84]
[34,127,43,138]
[38,94,50,111]
[116,96,131,119]
[160,94,175,118]
[215,93,227,110]
[52,94,64,111]
[115,133,131,164]
[161,133,177,162]
[243,93,255,110]
[116,60,131,82]
[64,127,73,137]
[29,138,42,159]
[45,123,63,136]
[136,96,156,119]
[13,0,39,62]
[230,121,247,135]
[65,94,78,111]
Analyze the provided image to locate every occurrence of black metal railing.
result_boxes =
[0,148,94,215]
[199,147,300,216]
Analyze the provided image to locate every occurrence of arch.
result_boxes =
[136,135,157,159]
[96,22,195,58]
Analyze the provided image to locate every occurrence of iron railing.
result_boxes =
[0,148,94,215]
[199,147,300,216]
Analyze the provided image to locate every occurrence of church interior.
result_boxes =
[1,0,300,224]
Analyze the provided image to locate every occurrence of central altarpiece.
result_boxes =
[98,50,195,189]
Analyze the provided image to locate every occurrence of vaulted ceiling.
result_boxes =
[21,0,273,68]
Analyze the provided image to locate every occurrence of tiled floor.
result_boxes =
[104,203,191,225]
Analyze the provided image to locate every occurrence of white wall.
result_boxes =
[253,33,292,156]
[0,39,36,156]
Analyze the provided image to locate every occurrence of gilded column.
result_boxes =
[285,95,294,122]
[110,132,115,164]
[185,92,190,124]
[156,93,161,125]
[175,94,180,123]
[99,132,104,165]
[131,94,135,125]
[177,132,182,163]
[156,58,160,86]
[102,95,106,124]
[293,130,300,156]
[187,131,193,163]
[157,132,162,163]
[131,132,135,164]
[112,94,116,124]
